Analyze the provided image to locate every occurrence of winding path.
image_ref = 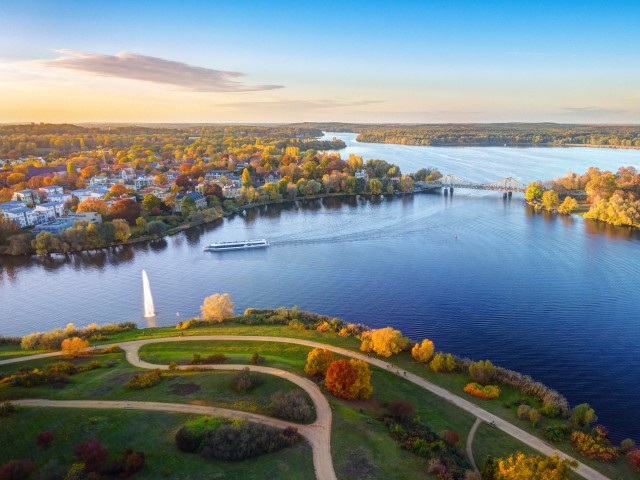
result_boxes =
[2,335,610,480]
[466,418,482,473]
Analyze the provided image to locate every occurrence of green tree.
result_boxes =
[146,220,167,236]
[525,182,544,202]
[368,178,383,194]
[570,403,597,430]
[180,196,196,218]
[142,194,162,212]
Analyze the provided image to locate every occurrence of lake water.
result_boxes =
[1,133,639,442]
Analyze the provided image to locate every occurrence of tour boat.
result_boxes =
[204,239,269,251]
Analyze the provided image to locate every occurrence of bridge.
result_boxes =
[416,174,527,195]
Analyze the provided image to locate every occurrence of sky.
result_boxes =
[1,0,639,124]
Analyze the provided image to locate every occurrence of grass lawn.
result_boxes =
[0,408,314,480]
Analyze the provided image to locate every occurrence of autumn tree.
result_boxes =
[242,167,252,187]
[112,218,131,242]
[628,449,640,472]
[142,194,162,212]
[542,189,560,210]
[74,438,108,473]
[109,183,129,196]
[429,352,457,373]
[325,359,372,400]
[468,359,496,386]
[304,348,336,376]
[558,196,578,214]
[61,337,89,357]
[77,198,107,217]
[525,182,544,202]
[496,453,576,479]
[154,173,168,185]
[570,403,597,430]
[360,327,409,357]
[109,198,142,224]
[200,293,235,322]
[411,338,435,363]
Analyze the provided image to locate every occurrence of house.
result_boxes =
[69,212,102,224]
[134,176,153,190]
[263,172,282,184]
[174,192,207,213]
[223,185,241,198]
[105,194,137,207]
[33,217,75,235]
[355,170,368,180]
[38,186,64,195]
[46,193,73,204]
[120,168,136,182]
[35,202,65,220]
[70,187,109,202]
[89,175,120,187]
[0,205,46,228]
[12,189,39,205]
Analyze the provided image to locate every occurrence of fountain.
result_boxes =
[142,270,155,317]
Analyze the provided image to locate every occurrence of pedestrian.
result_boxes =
[404,371,407,376]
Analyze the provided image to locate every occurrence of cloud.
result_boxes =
[555,107,628,117]
[39,50,283,92]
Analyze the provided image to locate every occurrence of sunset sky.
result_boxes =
[1,0,639,123]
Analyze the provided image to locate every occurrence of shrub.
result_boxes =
[542,424,568,442]
[10,369,47,388]
[0,402,18,417]
[359,327,409,357]
[231,368,262,393]
[36,431,54,448]
[189,354,202,365]
[517,404,531,421]
[440,430,459,446]
[468,360,495,386]
[325,359,372,400]
[429,353,457,373]
[122,449,146,475]
[124,370,162,390]
[268,391,314,423]
[496,453,575,479]
[304,348,336,376]
[571,430,618,462]
[411,338,435,363]
[388,399,415,423]
[45,361,78,376]
[94,345,122,354]
[541,402,561,418]
[570,403,597,430]
[203,354,227,364]
[250,353,265,365]
[74,438,108,473]
[168,362,179,371]
[463,383,501,399]
[175,426,202,453]
[620,438,636,453]
[200,293,235,322]
[61,337,90,357]
[628,449,640,472]
[199,421,300,461]
[529,408,541,428]
[0,460,35,480]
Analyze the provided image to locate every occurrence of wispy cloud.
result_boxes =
[38,50,283,92]
[555,106,628,117]
[218,98,383,110]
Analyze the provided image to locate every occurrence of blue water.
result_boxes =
[1,134,639,443]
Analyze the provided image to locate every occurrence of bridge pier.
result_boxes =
[508,191,512,198]
[443,187,448,195]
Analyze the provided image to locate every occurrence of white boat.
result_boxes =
[204,239,269,251]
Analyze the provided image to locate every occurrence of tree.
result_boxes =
[146,220,167,235]
[32,231,60,254]
[109,198,142,224]
[481,456,498,480]
[570,403,597,430]
[368,178,383,194]
[325,359,372,400]
[77,198,107,217]
[496,453,575,480]
[541,189,560,210]
[360,327,409,357]
[174,174,192,190]
[304,348,335,376]
[61,337,89,357]
[558,196,578,214]
[154,173,168,185]
[112,218,131,242]
[468,359,496,386]
[411,338,435,363]
[242,167,251,187]
[525,182,544,202]
[388,399,415,423]
[200,293,235,322]
[429,352,457,373]
[628,449,640,472]
[180,195,196,217]
[142,194,162,212]
[109,183,129,196]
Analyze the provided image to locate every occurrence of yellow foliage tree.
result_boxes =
[200,293,235,322]
[496,453,576,480]
[61,337,89,357]
[304,348,335,376]
[411,338,435,363]
[558,196,578,214]
[349,359,373,400]
[360,327,409,357]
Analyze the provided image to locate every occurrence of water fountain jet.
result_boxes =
[142,270,155,317]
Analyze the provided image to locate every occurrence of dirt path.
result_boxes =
[466,418,482,473]
[4,335,610,480]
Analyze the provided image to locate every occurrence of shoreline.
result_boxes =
[353,137,640,150]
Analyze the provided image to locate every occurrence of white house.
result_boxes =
[35,201,65,220]
[38,185,64,195]
[134,176,154,190]
[223,185,241,198]
[47,193,73,204]
[12,189,39,205]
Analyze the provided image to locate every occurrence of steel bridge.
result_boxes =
[416,174,527,193]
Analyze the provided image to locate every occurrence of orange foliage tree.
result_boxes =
[325,359,372,400]
[411,338,435,363]
[496,453,576,479]
[200,293,235,322]
[77,198,107,217]
[360,327,409,357]
[304,348,335,376]
[61,337,89,357]
[109,199,142,224]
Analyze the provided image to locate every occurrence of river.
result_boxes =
[1,133,639,442]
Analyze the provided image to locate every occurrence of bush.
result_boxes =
[45,361,78,376]
[168,362,179,371]
[468,360,495,386]
[189,353,202,365]
[325,359,372,400]
[463,383,501,399]
[268,391,314,423]
[411,338,435,363]
[0,402,18,417]
[94,345,122,354]
[388,399,415,423]
[359,327,409,357]
[517,404,531,421]
[570,403,597,430]
[0,460,35,480]
[250,353,265,365]
[231,368,262,393]
[542,424,568,443]
[429,353,457,373]
[35,431,54,448]
[175,426,202,453]
[304,348,335,376]
[440,430,459,446]
[571,430,618,462]
[203,354,227,364]
[74,438,108,473]
[199,421,300,461]
[124,370,162,390]
[628,449,640,472]
[620,438,636,453]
